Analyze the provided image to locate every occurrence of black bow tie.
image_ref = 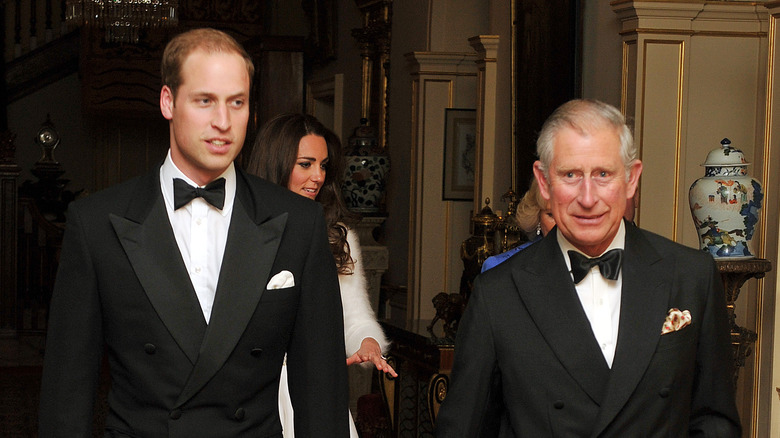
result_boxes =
[568,248,624,284]
[173,177,226,210]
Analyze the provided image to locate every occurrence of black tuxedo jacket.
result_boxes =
[436,222,740,437]
[39,165,349,437]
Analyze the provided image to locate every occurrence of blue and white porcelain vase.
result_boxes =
[342,119,390,213]
[688,138,763,259]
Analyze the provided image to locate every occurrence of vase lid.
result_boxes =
[348,118,379,155]
[702,138,749,167]
[472,198,500,226]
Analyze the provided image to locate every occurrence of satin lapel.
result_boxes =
[512,234,610,405]
[110,176,206,365]
[176,187,288,407]
[590,225,670,437]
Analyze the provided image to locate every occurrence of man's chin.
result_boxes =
[563,228,615,252]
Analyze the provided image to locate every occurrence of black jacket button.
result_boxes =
[659,387,671,398]
[170,409,181,419]
[144,343,156,354]
[234,408,246,420]
[250,348,263,357]
[553,400,565,409]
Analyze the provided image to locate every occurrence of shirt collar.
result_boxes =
[159,150,236,216]
[557,220,626,272]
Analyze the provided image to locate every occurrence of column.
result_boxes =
[468,36,500,215]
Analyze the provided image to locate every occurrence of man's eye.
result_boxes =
[231,99,245,108]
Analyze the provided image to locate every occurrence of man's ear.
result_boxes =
[160,86,174,121]
[533,161,552,201]
[626,159,643,199]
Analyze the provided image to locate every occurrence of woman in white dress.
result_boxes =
[247,113,397,437]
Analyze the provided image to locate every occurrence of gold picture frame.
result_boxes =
[443,108,477,201]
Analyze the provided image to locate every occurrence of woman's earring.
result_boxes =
[536,222,542,236]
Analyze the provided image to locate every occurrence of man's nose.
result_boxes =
[212,104,231,130]
[578,177,597,207]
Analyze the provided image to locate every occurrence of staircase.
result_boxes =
[4,0,79,104]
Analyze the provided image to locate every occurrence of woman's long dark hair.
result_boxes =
[246,113,358,274]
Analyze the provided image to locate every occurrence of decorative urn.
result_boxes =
[688,138,763,259]
[341,118,390,213]
[459,198,500,301]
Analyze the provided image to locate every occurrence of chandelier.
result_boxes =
[65,0,179,44]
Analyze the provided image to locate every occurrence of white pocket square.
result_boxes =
[661,308,692,334]
[266,270,295,289]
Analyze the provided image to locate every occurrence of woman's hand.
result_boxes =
[346,338,398,377]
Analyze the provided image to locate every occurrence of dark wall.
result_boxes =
[513,0,581,193]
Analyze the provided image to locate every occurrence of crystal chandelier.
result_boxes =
[66,0,178,44]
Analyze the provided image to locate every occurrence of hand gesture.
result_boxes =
[346,337,398,377]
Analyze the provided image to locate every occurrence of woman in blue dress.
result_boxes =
[481,180,555,272]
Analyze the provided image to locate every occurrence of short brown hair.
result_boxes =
[161,28,254,97]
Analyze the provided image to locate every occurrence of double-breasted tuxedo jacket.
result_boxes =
[436,222,740,437]
[39,165,349,437]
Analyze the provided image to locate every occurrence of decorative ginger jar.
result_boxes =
[688,138,763,259]
[342,118,390,213]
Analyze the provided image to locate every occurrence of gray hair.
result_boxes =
[536,99,636,180]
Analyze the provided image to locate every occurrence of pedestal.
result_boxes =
[716,258,772,387]
[353,216,389,316]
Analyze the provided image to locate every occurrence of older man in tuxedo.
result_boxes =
[39,28,349,437]
[436,99,740,437]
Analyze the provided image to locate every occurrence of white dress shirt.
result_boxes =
[159,151,236,323]
[557,221,626,368]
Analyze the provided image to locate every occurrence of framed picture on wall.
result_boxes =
[443,108,477,200]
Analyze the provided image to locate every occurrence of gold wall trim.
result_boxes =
[621,29,766,38]
[405,51,476,57]
[443,202,452,292]
[407,78,420,318]
[639,39,685,241]
[759,18,776,277]
[754,12,777,436]
[620,41,635,114]
[411,71,478,77]
[611,0,765,7]
[672,41,684,242]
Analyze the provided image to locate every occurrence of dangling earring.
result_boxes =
[536,222,542,236]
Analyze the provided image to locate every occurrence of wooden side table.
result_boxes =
[716,258,772,386]
[379,320,454,437]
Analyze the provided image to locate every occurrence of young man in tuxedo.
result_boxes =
[436,99,740,437]
[39,28,349,437]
